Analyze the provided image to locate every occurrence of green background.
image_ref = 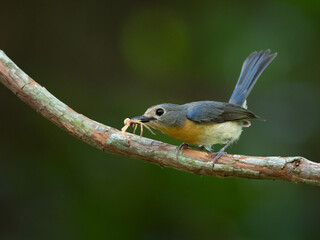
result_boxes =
[1,0,319,239]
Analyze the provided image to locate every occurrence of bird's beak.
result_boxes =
[131,115,156,123]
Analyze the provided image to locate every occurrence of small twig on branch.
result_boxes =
[0,50,319,186]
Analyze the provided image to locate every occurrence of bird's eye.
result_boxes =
[155,108,164,116]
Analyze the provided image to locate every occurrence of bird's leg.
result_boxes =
[176,143,207,158]
[211,140,233,165]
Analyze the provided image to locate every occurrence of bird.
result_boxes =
[130,50,277,163]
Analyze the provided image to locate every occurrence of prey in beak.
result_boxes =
[121,116,156,137]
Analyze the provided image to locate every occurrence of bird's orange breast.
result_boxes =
[156,119,206,144]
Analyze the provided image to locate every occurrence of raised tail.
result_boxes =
[229,49,277,106]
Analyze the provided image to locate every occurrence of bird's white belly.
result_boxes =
[197,121,243,145]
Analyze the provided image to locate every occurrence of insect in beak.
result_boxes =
[121,117,156,137]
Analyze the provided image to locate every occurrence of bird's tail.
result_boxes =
[229,49,277,106]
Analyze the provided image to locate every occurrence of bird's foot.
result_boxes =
[176,142,188,158]
[210,140,233,167]
[210,150,227,166]
[176,143,208,158]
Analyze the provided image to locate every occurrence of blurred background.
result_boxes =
[1,0,320,239]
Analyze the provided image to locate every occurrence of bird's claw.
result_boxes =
[211,151,227,167]
[176,143,208,159]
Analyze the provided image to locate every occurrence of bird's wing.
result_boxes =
[186,102,260,123]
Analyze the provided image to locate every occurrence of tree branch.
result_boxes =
[1,50,319,186]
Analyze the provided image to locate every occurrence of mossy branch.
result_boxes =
[1,50,319,186]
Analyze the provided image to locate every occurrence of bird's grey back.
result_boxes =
[184,101,259,123]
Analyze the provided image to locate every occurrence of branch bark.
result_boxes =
[1,50,319,186]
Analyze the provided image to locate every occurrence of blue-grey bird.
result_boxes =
[131,50,277,163]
